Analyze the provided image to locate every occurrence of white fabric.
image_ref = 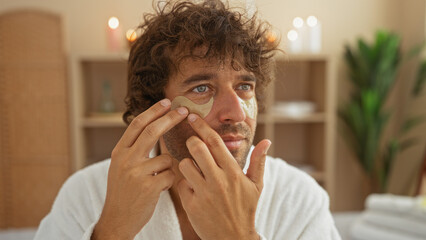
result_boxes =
[362,210,426,237]
[350,217,425,240]
[350,194,426,240]
[366,194,426,220]
[34,151,340,240]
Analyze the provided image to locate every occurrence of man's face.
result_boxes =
[162,57,257,169]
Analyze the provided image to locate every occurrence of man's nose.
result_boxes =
[215,90,246,123]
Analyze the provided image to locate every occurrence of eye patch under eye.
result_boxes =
[171,95,257,120]
[238,97,257,119]
[171,96,214,118]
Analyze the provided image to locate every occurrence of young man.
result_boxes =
[35,1,341,239]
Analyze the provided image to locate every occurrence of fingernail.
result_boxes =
[177,107,188,115]
[188,113,197,122]
[263,140,272,154]
[160,99,171,107]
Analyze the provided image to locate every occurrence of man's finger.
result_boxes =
[130,107,189,158]
[116,99,171,149]
[187,114,239,171]
[246,139,271,190]
[153,169,175,192]
[178,158,205,191]
[139,155,173,176]
[186,136,218,180]
[177,179,193,209]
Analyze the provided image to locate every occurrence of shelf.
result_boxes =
[272,112,326,123]
[82,113,126,127]
[73,52,129,62]
[258,112,326,123]
[277,53,329,61]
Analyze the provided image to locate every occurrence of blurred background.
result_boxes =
[0,0,425,239]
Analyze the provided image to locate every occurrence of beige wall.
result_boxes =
[387,0,426,196]
[0,0,404,54]
[1,0,425,211]
[0,0,155,53]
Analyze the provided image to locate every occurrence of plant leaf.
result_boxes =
[412,60,426,96]
[400,115,426,135]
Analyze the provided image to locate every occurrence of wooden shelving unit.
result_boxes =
[254,53,337,199]
[69,52,337,201]
[70,52,129,170]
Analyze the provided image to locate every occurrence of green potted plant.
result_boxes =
[339,30,426,192]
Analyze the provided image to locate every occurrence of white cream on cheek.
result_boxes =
[171,95,257,120]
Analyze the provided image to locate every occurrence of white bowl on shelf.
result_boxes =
[272,101,316,118]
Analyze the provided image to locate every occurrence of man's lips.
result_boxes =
[221,135,245,150]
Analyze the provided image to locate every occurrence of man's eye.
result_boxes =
[193,85,208,93]
[238,84,252,91]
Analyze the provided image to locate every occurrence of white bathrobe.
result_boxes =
[34,150,341,240]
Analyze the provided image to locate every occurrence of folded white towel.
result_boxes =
[361,210,426,237]
[350,217,425,240]
[366,194,426,220]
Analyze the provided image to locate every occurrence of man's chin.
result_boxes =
[227,141,251,169]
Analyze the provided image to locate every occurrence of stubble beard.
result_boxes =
[163,121,255,169]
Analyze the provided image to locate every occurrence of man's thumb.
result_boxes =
[246,139,271,188]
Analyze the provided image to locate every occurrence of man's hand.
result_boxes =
[92,99,188,240]
[177,113,271,240]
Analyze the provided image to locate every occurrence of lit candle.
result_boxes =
[293,17,308,53]
[307,16,322,53]
[287,30,302,53]
[107,16,123,52]
[293,17,304,29]
[126,29,138,48]
[266,30,277,46]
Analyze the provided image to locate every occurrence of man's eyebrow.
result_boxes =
[182,73,217,86]
[239,74,257,82]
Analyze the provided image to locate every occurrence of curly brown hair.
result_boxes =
[123,0,280,125]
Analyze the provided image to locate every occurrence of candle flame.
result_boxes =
[267,31,277,43]
[108,17,119,29]
[126,29,138,42]
[287,30,298,41]
[307,16,318,27]
[293,17,304,29]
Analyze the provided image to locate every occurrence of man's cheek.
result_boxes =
[173,120,196,138]
[163,120,197,161]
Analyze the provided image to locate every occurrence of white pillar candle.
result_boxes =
[287,30,302,53]
[299,25,309,53]
[293,17,308,53]
[107,16,123,52]
[307,16,322,53]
